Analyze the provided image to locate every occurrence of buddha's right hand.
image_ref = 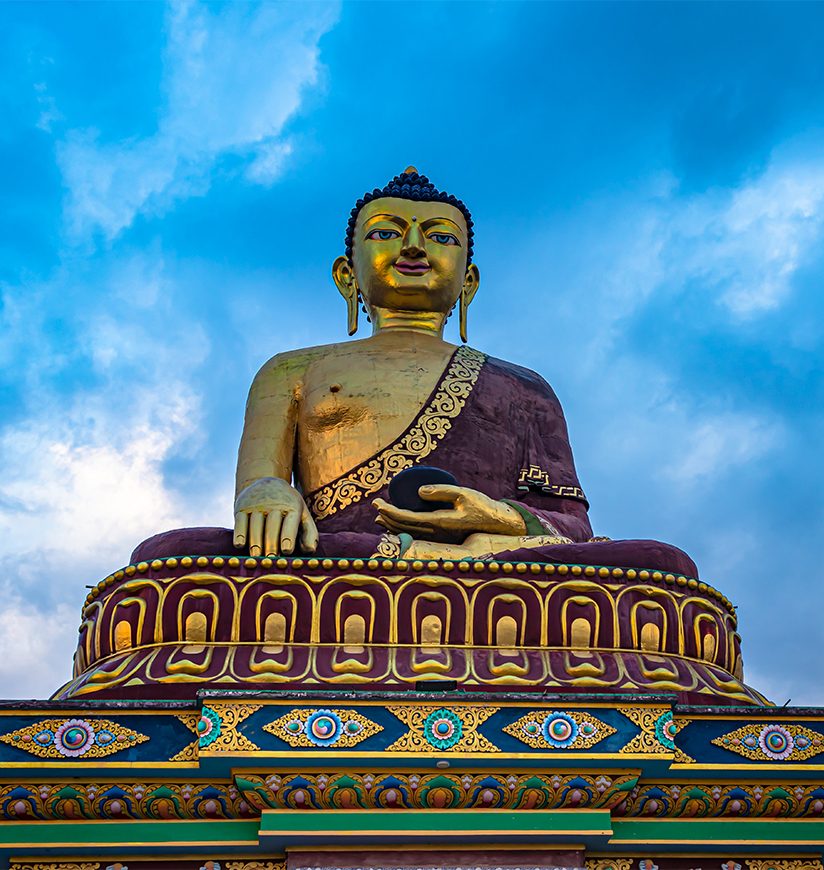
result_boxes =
[233,477,318,556]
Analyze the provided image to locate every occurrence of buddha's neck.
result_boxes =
[370,307,447,337]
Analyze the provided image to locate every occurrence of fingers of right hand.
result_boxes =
[264,512,283,557]
[300,503,319,553]
[234,511,250,548]
[280,509,301,555]
[248,511,265,557]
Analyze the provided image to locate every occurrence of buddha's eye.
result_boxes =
[366,229,401,241]
[428,232,459,246]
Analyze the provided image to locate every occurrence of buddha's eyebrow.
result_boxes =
[363,213,405,226]
[420,216,463,232]
[364,213,464,233]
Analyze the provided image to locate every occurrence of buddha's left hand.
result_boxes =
[374,485,527,542]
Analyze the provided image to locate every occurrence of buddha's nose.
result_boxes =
[401,222,426,257]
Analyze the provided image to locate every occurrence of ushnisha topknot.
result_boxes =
[345,166,475,264]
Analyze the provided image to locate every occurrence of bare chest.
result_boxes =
[301,348,452,432]
[297,344,455,487]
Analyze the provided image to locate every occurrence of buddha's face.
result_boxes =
[343,196,479,314]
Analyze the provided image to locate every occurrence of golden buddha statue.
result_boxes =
[133,167,696,578]
[225,167,693,575]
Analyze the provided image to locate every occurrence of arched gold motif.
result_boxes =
[570,616,592,649]
[640,622,661,652]
[495,615,519,653]
[114,620,132,652]
[184,612,207,642]
[630,600,668,652]
[343,613,367,654]
[335,590,375,648]
[108,596,147,654]
[485,593,526,646]
[411,590,453,646]
[561,595,604,648]
[264,612,288,650]
[420,613,444,649]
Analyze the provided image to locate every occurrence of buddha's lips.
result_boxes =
[395,260,431,275]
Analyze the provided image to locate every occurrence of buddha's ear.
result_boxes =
[462,263,480,306]
[333,255,359,335]
[459,264,480,344]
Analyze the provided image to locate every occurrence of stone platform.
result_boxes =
[55,555,765,705]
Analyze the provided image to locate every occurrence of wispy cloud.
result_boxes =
[669,155,824,317]
[664,413,784,484]
[58,1,339,241]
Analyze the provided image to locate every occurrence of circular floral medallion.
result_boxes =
[542,713,579,748]
[758,724,794,760]
[423,708,463,750]
[306,710,343,746]
[654,711,678,750]
[53,719,96,757]
[197,707,222,748]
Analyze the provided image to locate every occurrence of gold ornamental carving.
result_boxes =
[504,709,616,750]
[746,863,823,870]
[386,704,499,752]
[226,863,286,870]
[618,706,693,762]
[11,865,101,870]
[713,723,824,762]
[193,703,263,752]
[169,710,201,761]
[264,708,383,748]
[306,345,485,519]
[0,718,148,760]
[586,860,632,870]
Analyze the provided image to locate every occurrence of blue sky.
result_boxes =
[1,1,823,702]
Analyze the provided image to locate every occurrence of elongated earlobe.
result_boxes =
[459,263,480,344]
[333,255,359,336]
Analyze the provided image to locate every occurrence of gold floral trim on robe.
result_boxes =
[306,345,486,520]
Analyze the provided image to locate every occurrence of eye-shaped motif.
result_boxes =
[427,232,459,246]
[365,229,401,241]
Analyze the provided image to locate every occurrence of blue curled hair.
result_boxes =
[345,169,474,264]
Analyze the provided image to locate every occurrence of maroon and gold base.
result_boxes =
[55,555,767,705]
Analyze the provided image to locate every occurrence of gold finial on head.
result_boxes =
[403,165,418,175]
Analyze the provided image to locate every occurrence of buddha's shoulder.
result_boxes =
[483,352,559,400]
[253,341,350,381]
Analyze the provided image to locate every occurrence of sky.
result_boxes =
[1,1,823,703]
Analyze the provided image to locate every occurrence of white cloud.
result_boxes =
[0,382,233,699]
[665,412,784,484]
[58,0,339,241]
[673,159,824,316]
[0,248,236,698]
[0,600,77,698]
[33,80,62,132]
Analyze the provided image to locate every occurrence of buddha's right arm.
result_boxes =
[233,352,320,555]
[235,352,306,493]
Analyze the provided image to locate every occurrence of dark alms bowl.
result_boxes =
[388,466,458,512]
